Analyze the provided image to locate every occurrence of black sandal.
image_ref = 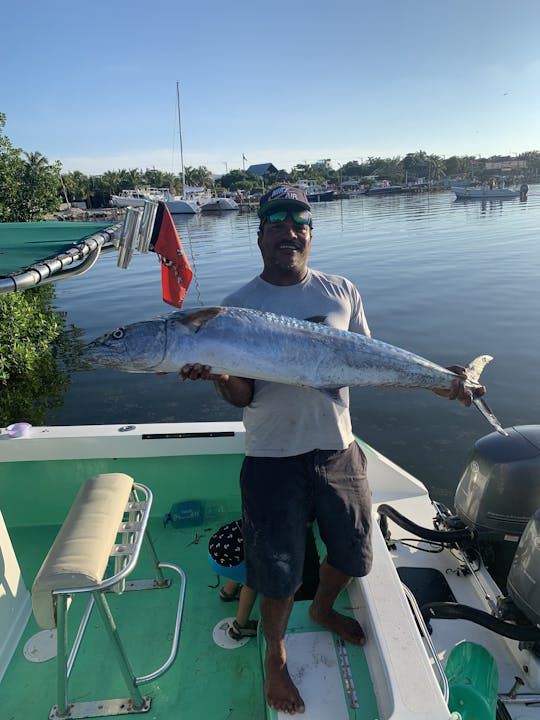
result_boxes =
[219,585,242,602]
[228,619,258,641]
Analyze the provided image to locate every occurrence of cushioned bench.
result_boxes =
[32,473,133,629]
[31,473,185,719]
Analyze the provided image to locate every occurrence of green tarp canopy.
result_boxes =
[0,222,113,276]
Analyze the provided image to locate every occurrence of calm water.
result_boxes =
[48,187,540,503]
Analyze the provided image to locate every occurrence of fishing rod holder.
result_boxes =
[138,201,159,253]
[117,208,142,269]
[117,201,159,267]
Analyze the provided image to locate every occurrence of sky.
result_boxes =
[2,0,539,176]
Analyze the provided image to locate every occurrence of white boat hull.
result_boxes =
[110,189,202,213]
[165,198,201,214]
[110,195,147,208]
[452,186,520,199]
[201,198,239,212]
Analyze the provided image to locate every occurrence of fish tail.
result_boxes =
[465,355,493,384]
[472,394,508,436]
[466,356,508,436]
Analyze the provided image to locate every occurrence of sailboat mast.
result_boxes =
[176,81,186,194]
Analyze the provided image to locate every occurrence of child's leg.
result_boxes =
[236,586,257,627]
[220,578,241,601]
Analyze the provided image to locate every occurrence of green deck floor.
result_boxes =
[1,518,379,720]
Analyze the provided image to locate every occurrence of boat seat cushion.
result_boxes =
[31,473,134,629]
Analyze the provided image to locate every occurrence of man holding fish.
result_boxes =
[180,185,476,715]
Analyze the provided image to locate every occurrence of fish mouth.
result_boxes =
[81,343,125,368]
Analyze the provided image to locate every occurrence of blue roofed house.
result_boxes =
[246,163,278,177]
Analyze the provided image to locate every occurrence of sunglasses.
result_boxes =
[264,209,312,225]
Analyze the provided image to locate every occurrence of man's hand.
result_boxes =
[432,365,485,407]
[180,363,228,382]
[179,364,254,407]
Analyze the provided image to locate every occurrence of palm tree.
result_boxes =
[23,151,48,171]
[23,151,62,216]
[426,155,446,181]
[184,165,213,187]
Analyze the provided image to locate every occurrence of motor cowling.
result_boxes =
[454,425,540,540]
[507,509,540,628]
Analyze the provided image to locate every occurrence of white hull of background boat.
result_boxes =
[201,197,240,212]
[165,198,201,214]
[110,191,158,208]
[110,189,201,213]
[452,186,520,199]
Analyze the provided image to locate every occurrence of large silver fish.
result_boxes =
[83,306,505,434]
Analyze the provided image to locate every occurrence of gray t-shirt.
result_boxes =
[222,268,370,457]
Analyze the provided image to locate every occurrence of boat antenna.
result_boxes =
[176,81,186,195]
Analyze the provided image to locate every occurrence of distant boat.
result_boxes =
[110,188,164,208]
[163,190,202,214]
[299,183,335,203]
[307,188,335,202]
[201,196,240,212]
[452,185,522,200]
[365,182,404,195]
[110,188,200,214]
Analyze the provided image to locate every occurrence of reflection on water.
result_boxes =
[46,187,540,501]
[0,285,85,426]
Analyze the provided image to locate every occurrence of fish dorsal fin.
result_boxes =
[179,307,223,332]
[466,355,493,384]
[305,315,328,325]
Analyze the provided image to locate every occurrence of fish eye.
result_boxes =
[112,328,125,340]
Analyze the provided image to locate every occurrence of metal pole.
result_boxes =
[176,81,185,195]
[144,531,168,587]
[93,592,146,709]
[56,594,70,717]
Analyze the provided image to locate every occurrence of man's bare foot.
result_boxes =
[264,649,305,715]
[309,606,366,646]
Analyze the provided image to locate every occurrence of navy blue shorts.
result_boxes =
[240,442,372,599]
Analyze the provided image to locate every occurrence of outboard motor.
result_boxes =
[378,426,540,650]
[421,507,540,654]
[507,509,540,630]
[454,425,540,583]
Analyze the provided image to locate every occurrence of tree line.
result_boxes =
[2,111,540,223]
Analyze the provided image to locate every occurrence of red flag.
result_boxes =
[150,202,193,308]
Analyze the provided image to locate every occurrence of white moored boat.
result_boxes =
[110,188,201,214]
[161,188,201,214]
[110,188,165,208]
[452,184,527,200]
[201,196,240,212]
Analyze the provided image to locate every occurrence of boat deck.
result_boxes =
[2,515,377,720]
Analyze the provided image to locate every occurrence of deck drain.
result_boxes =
[23,629,57,662]
[212,617,251,650]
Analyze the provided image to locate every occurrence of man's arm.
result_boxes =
[180,364,254,407]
